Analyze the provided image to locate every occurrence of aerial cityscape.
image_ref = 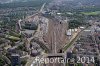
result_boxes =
[0,0,100,66]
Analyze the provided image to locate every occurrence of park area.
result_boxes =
[81,11,100,15]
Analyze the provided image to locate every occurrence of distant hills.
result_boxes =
[0,0,52,4]
[53,0,100,7]
[0,0,10,3]
[0,0,100,6]
[0,0,37,3]
[0,0,100,8]
[0,0,52,8]
[75,0,100,6]
[49,0,100,12]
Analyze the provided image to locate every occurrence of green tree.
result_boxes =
[21,60,27,66]
[0,58,5,66]
[69,20,82,29]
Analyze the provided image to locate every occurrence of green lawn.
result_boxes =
[81,11,100,15]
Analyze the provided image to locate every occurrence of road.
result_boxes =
[39,3,46,13]
[25,3,46,21]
